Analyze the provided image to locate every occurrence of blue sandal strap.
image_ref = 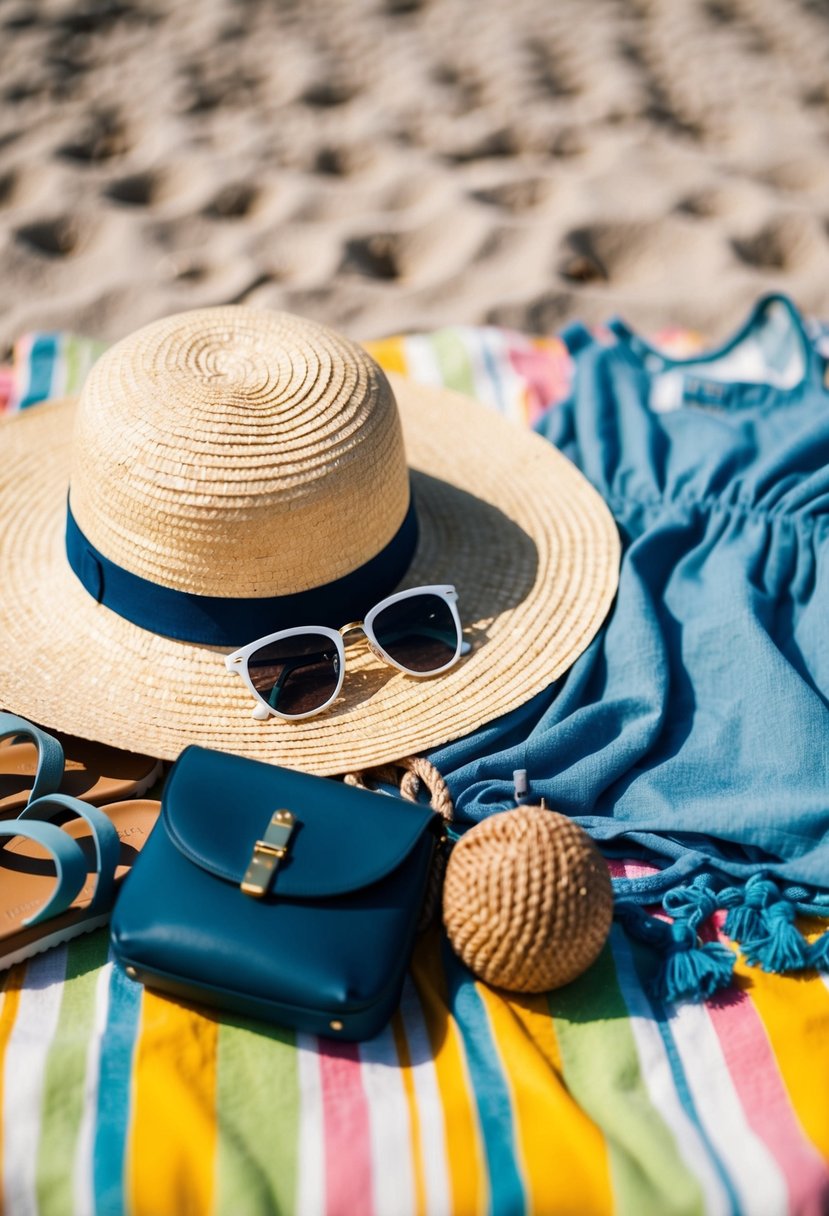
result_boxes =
[0,820,88,927]
[0,712,64,803]
[18,795,121,915]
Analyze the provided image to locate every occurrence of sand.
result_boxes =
[1,0,829,351]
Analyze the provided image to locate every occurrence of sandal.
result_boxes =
[0,791,160,970]
[0,713,162,816]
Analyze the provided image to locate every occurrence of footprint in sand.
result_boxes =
[471,177,552,214]
[204,183,260,220]
[341,210,491,286]
[559,218,718,285]
[0,170,20,207]
[444,127,518,164]
[58,110,130,163]
[312,144,375,178]
[105,170,166,207]
[341,233,402,281]
[15,216,79,257]
[300,79,358,109]
[732,213,824,272]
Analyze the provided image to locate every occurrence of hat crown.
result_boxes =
[69,308,410,598]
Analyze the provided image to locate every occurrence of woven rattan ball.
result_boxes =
[442,806,614,992]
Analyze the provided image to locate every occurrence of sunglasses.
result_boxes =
[225,584,466,721]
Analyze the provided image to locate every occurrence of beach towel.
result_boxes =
[0,318,827,1216]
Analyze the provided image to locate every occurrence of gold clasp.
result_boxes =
[240,809,296,898]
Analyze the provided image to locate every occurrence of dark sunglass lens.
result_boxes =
[246,634,339,716]
[372,595,459,673]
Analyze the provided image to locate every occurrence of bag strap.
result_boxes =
[343,756,455,826]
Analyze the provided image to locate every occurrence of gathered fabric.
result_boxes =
[431,293,829,999]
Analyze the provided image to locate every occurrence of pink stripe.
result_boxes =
[701,919,829,1213]
[506,340,572,424]
[0,368,15,414]
[318,1038,374,1216]
[10,333,34,411]
[607,859,660,881]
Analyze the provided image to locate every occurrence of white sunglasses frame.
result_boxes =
[225,584,464,721]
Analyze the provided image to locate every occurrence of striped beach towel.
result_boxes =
[0,325,827,1216]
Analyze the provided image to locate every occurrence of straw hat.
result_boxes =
[0,309,619,774]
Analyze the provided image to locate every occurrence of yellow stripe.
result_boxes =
[128,991,218,1216]
[734,922,829,1159]
[362,336,408,376]
[411,934,487,1216]
[0,967,23,1210]
[507,990,564,1073]
[520,388,533,428]
[530,335,568,358]
[476,986,613,1216]
[391,1010,427,1216]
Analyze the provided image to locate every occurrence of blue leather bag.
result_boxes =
[110,745,443,1040]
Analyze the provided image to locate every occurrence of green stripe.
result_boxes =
[64,336,79,397]
[66,336,108,395]
[430,329,477,396]
[216,1017,300,1215]
[36,929,110,1216]
[548,942,704,1216]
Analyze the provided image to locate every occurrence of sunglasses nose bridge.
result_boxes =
[338,621,366,640]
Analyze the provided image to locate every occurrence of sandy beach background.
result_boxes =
[1,0,829,352]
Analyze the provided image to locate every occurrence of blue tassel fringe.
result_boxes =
[652,941,736,1004]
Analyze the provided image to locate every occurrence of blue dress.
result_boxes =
[430,294,829,994]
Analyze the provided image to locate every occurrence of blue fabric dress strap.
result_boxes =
[18,794,121,915]
[559,321,594,356]
[608,291,825,386]
[0,818,88,927]
[0,712,64,803]
[65,495,419,646]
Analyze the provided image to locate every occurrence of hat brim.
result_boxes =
[0,376,619,774]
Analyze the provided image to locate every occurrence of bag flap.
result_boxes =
[161,746,440,898]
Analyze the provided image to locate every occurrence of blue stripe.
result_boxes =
[19,333,59,409]
[65,494,419,646]
[619,928,741,1216]
[92,959,142,1216]
[479,329,508,416]
[441,938,526,1216]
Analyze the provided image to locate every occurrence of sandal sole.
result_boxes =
[0,912,110,971]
